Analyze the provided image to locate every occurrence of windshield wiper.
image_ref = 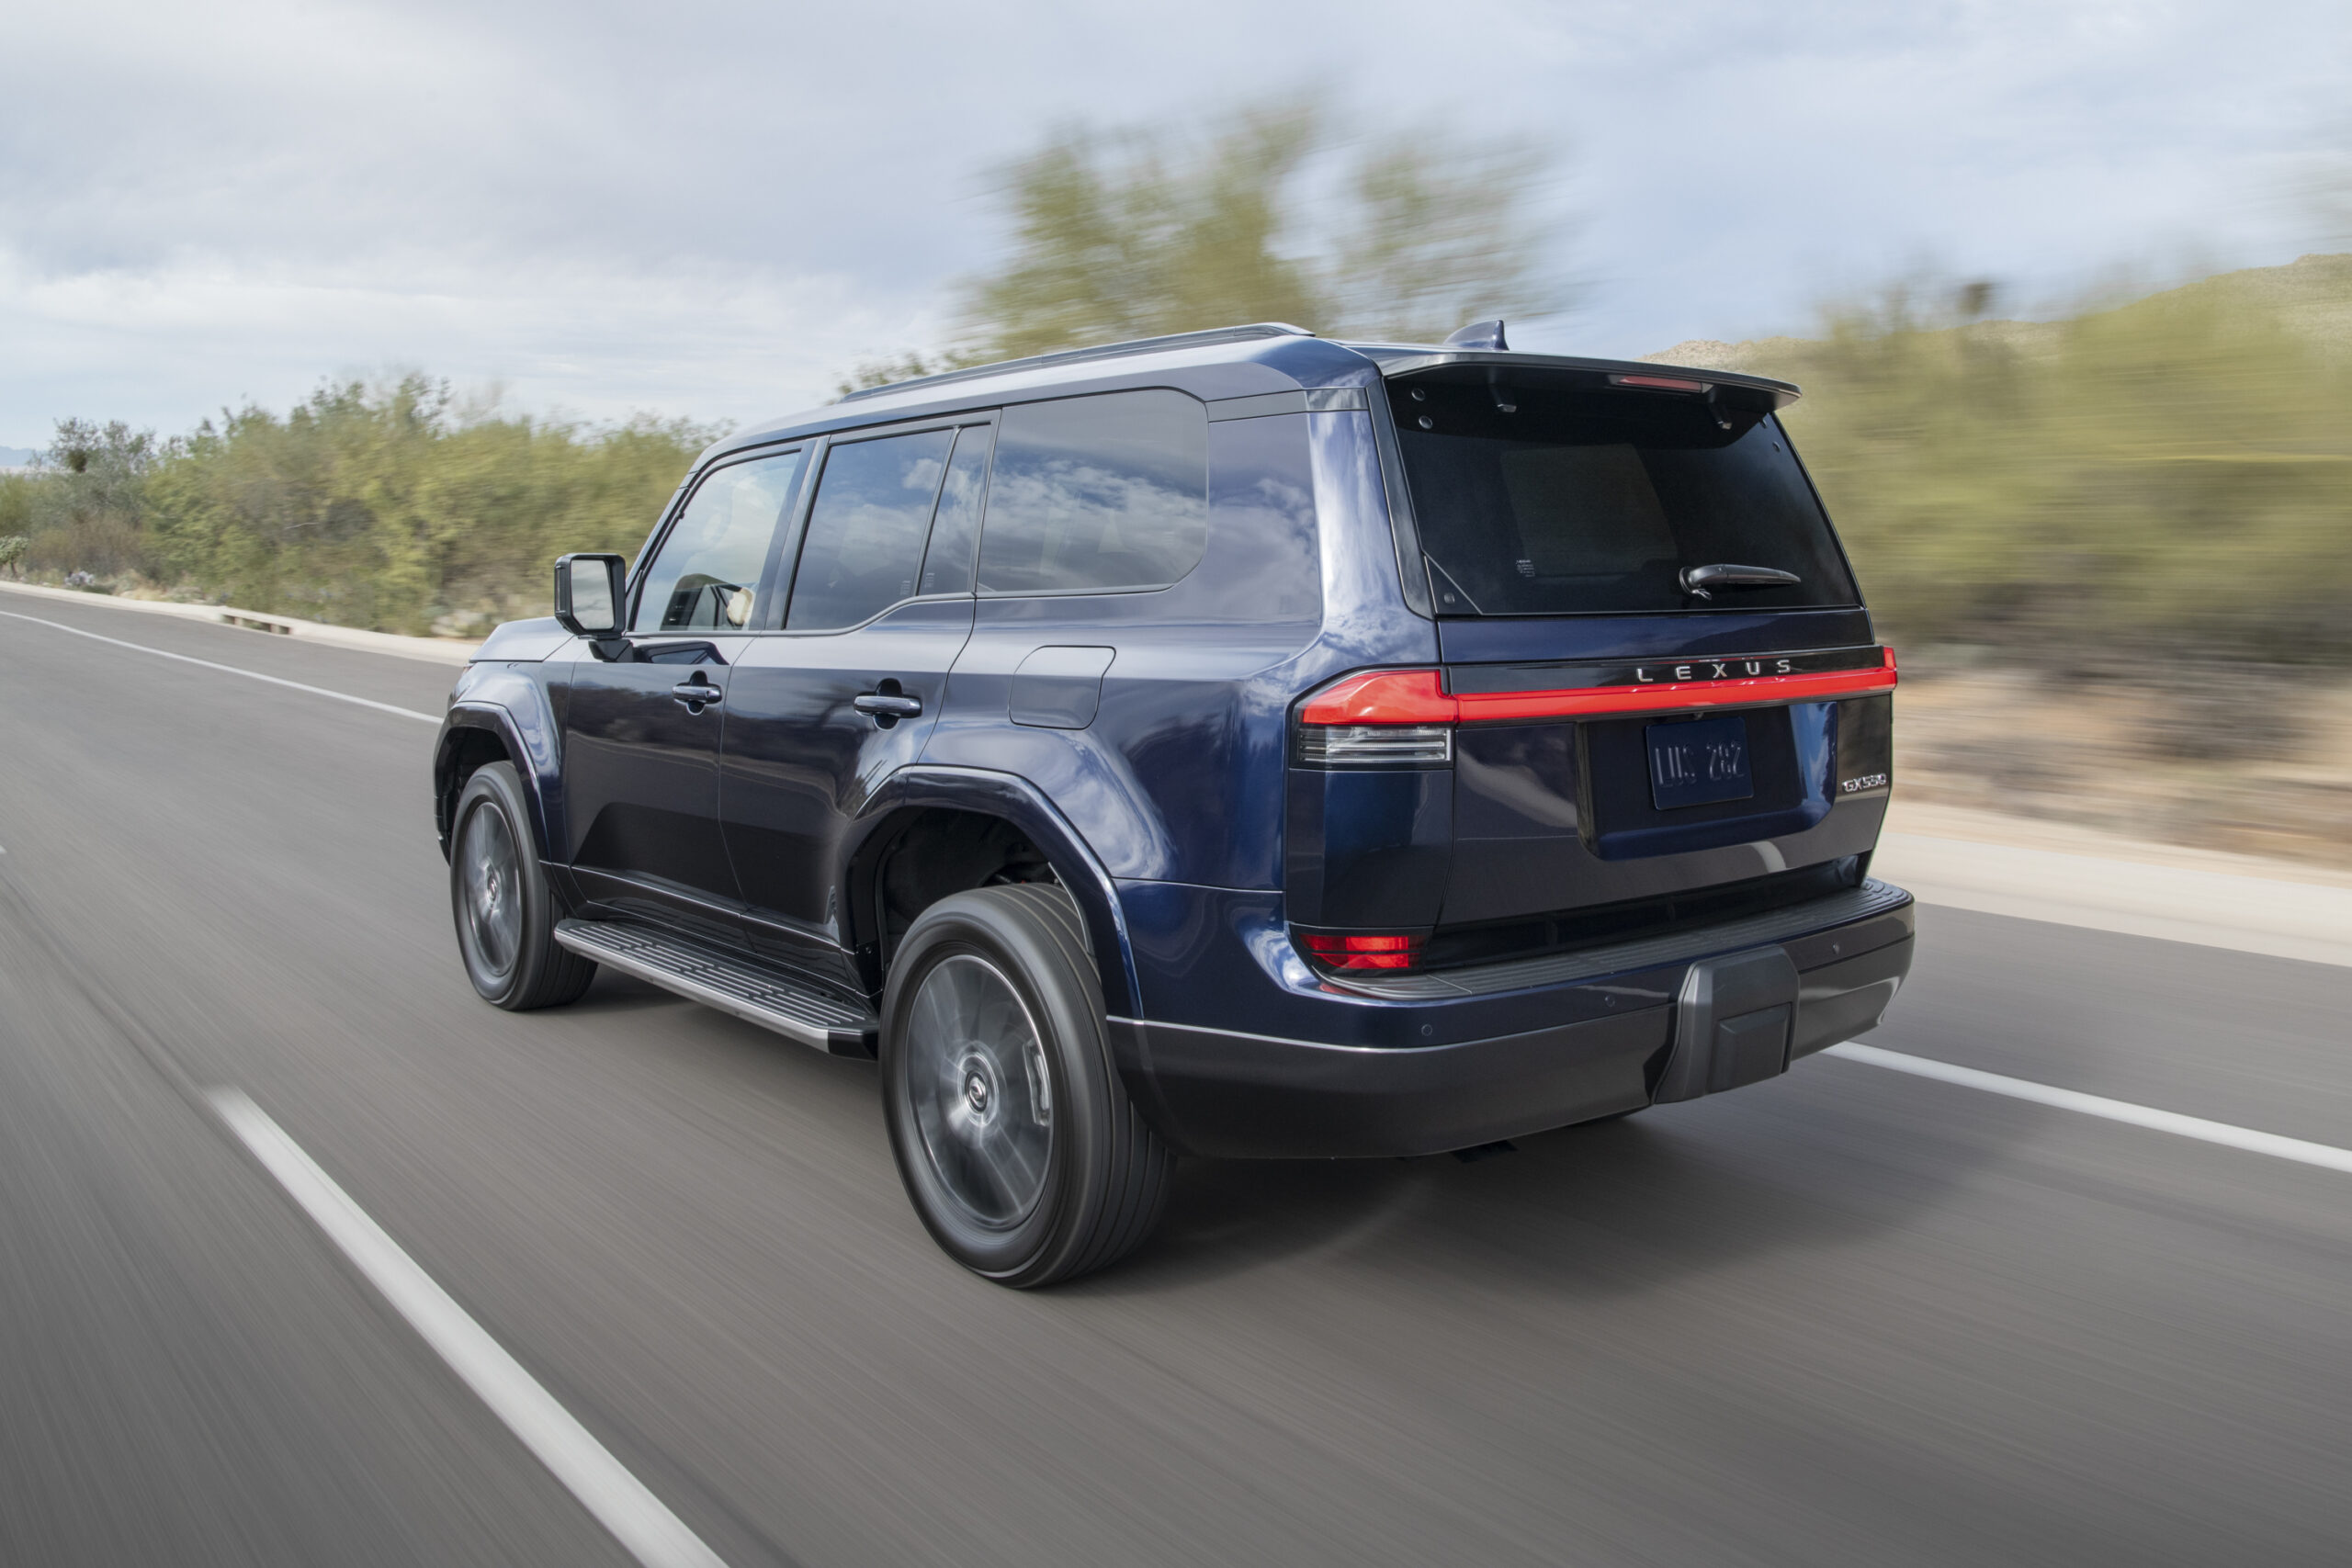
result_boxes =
[1679,563,1800,601]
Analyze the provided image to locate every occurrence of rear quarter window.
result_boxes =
[1392,378,1859,615]
[978,389,1210,595]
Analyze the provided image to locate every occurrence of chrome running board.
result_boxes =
[554,919,875,1055]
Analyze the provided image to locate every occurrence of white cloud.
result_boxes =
[0,245,951,432]
[2,0,2346,442]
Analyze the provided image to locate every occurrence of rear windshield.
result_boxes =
[1389,378,1860,615]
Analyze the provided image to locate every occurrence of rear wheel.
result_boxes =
[881,884,1172,1287]
[450,761,595,1010]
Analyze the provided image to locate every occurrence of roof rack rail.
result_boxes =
[836,322,1317,402]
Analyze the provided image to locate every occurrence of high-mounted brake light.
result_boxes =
[1296,931,1427,971]
[1295,650,1896,755]
[1609,373,1710,393]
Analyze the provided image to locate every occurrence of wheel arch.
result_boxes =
[842,767,1141,1019]
[434,699,563,864]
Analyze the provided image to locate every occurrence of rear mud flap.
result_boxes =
[1653,946,1801,1103]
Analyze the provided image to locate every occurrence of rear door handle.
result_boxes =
[671,679,722,709]
[853,693,922,719]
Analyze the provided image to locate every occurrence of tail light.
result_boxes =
[1295,670,1454,765]
[1295,650,1897,764]
[1296,931,1427,971]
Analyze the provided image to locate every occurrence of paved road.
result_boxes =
[5,594,2350,1566]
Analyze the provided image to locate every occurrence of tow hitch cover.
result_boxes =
[1654,945,1802,1103]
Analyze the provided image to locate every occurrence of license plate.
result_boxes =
[1646,715,1754,810]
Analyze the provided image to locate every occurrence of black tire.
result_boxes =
[880,883,1173,1287]
[449,761,595,1010]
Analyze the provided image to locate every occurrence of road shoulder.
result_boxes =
[1878,801,2352,966]
[0,579,480,665]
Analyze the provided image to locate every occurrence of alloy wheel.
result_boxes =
[458,800,524,981]
[904,953,1054,1228]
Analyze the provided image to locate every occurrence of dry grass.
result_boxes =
[1894,663,2352,867]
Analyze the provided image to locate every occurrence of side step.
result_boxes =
[553,919,876,1056]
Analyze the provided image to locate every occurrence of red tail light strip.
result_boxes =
[1298,670,1456,726]
[1301,649,1895,727]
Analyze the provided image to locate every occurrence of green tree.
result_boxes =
[835,351,959,399]
[0,468,34,576]
[1734,260,2352,662]
[22,418,164,578]
[946,98,1571,367]
[141,377,719,634]
[1325,130,1562,343]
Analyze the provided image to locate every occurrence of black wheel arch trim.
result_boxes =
[434,702,564,865]
[843,765,1143,1020]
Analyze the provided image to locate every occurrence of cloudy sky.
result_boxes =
[4,0,2346,448]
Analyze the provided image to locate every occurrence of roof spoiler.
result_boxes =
[1370,349,1802,410]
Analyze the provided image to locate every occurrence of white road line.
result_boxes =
[0,610,440,724]
[208,1089,729,1568]
[1824,1042,2352,1176]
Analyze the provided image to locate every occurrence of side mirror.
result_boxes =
[553,553,627,637]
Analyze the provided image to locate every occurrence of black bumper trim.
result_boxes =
[1118,1008,1669,1160]
[1327,879,1912,998]
[1116,927,1916,1159]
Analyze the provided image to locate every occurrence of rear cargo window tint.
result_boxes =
[786,428,956,631]
[1498,445,1677,575]
[979,389,1209,594]
[635,449,805,632]
[1393,380,1859,615]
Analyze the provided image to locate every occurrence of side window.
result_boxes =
[917,423,993,596]
[786,428,956,631]
[633,450,804,633]
[978,389,1209,595]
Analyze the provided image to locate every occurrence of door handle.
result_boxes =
[671,679,723,710]
[853,692,922,719]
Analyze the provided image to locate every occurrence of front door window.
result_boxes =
[635,450,806,632]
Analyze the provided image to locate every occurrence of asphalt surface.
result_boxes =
[5,592,2350,1566]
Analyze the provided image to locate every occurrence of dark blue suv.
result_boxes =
[435,321,1913,1285]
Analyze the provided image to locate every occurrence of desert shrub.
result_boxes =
[1740,259,2352,665]
[137,378,719,634]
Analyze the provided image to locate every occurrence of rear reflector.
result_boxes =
[1298,649,1895,733]
[1296,931,1426,971]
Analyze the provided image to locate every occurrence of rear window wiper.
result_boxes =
[1679,563,1800,601]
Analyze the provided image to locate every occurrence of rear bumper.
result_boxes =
[1113,881,1914,1159]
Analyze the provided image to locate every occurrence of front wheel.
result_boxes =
[880,884,1172,1287]
[449,761,595,1010]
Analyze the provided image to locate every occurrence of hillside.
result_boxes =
[1646,252,2352,376]
[1644,252,2352,861]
